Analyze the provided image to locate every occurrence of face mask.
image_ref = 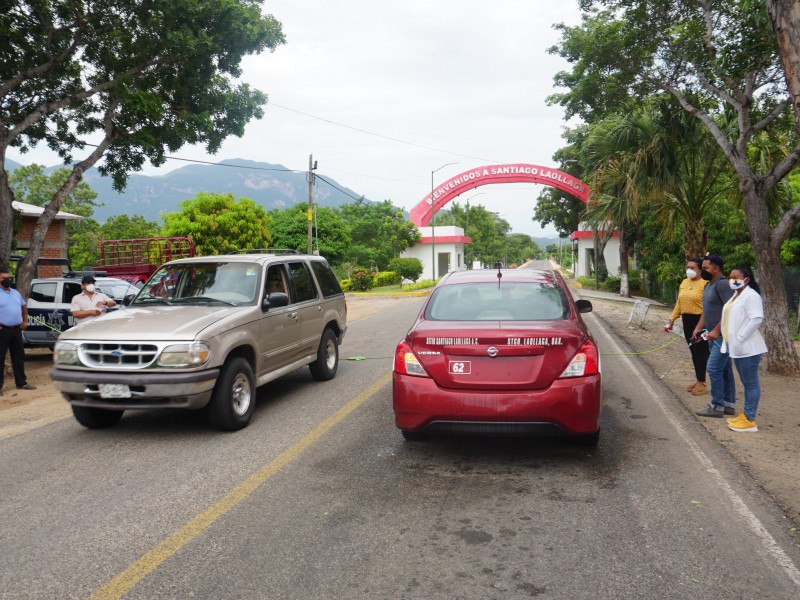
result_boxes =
[85,284,96,293]
[686,269,697,279]
[729,279,745,290]
[700,269,713,281]
[0,278,11,289]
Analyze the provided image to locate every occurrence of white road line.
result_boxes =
[589,314,800,588]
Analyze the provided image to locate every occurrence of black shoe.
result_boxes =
[723,406,735,415]
[696,406,724,418]
[17,383,36,390]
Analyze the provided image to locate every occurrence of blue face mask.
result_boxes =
[729,279,746,290]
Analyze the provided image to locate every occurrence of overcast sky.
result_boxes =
[9,0,584,238]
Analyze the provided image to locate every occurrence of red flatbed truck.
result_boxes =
[97,236,195,288]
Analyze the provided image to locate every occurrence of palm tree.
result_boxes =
[585,98,733,260]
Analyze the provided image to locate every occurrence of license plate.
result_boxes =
[98,383,131,399]
[449,360,471,375]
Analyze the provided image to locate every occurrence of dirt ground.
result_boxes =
[2,292,799,526]
[579,292,800,526]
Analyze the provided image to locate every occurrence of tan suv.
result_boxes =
[50,252,347,431]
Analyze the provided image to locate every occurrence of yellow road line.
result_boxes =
[88,373,392,600]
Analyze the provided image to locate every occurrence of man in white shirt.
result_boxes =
[70,276,116,324]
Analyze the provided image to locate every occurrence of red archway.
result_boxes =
[409,163,590,226]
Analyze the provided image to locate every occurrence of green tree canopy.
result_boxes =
[1,0,285,291]
[9,164,100,218]
[550,0,800,373]
[339,200,421,270]
[162,193,272,255]
[268,204,351,264]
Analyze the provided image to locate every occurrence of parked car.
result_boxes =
[392,268,602,445]
[50,252,347,431]
[24,277,139,348]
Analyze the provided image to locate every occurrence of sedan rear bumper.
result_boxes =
[392,373,601,435]
[50,367,220,410]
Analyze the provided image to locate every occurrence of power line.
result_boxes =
[314,174,362,201]
[268,103,500,163]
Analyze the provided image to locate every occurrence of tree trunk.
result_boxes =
[618,225,630,298]
[682,218,707,259]
[0,147,15,271]
[767,0,800,132]
[740,182,800,375]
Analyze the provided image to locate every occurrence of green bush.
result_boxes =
[577,275,596,288]
[628,269,641,291]
[388,257,424,282]
[604,276,621,292]
[350,269,375,291]
[340,279,352,292]
[402,279,436,291]
[374,271,402,287]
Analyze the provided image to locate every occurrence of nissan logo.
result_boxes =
[487,347,498,358]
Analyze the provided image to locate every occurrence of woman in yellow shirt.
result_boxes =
[666,258,710,395]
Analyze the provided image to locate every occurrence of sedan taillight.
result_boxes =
[394,340,429,377]
[559,342,599,378]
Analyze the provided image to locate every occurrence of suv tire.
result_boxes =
[309,328,339,381]
[72,406,124,429]
[207,357,256,431]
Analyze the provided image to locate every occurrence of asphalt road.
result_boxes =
[2,296,800,599]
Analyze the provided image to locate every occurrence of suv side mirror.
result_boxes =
[263,292,290,311]
[575,299,593,314]
[122,294,136,306]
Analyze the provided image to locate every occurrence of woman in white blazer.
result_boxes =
[720,266,768,432]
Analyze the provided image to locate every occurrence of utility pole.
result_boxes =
[307,155,317,254]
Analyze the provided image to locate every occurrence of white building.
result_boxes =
[402,226,470,280]
[570,228,621,279]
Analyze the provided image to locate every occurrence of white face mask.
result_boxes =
[686,269,697,279]
[85,284,96,293]
[729,279,745,290]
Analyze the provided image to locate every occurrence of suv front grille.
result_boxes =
[81,343,159,368]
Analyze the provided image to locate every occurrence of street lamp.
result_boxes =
[431,162,458,279]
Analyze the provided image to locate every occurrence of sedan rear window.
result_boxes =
[425,283,570,321]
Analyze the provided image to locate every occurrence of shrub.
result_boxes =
[350,269,375,291]
[374,271,402,287]
[577,275,596,288]
[340,279,352,292]
[604,276,621,292]
[388,257,424,282]
[402,279,436,291]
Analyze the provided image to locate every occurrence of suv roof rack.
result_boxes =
[226,249,302,255]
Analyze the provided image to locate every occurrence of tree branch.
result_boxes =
[753,99,791,134]
[6,57,169,144]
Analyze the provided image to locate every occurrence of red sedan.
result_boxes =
[392,268,601,445]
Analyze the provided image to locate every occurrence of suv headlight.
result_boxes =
[158,342,211,367]
[54,341,79,365]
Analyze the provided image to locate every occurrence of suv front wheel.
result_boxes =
[72,406,124,429]
[207,357,256,431]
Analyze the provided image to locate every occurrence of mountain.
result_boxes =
[5,158,367,222]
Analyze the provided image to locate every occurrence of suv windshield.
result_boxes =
[97,280,139,300]
[135,262,261,306]
[425,282,570,321]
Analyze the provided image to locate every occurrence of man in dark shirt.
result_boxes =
[692,255,735,417]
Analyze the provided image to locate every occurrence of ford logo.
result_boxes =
[487,347,498,358]
[111,350,123,357]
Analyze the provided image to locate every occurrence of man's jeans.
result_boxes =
[734,354,763,421]
[707,338,735,411]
